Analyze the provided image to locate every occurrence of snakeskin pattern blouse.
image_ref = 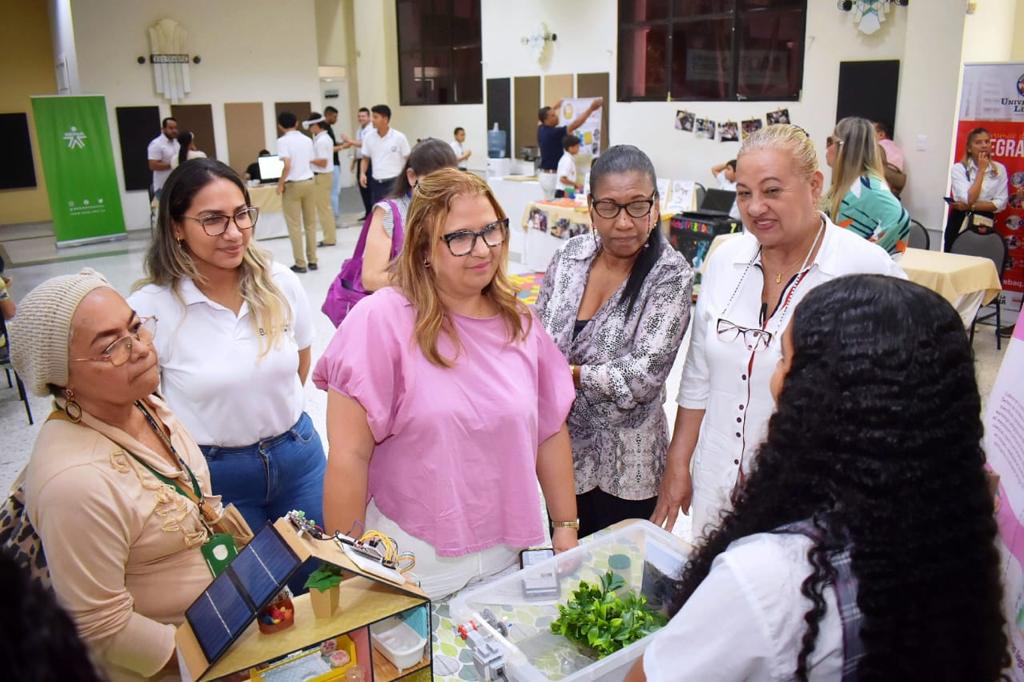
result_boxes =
[536,234,693,500]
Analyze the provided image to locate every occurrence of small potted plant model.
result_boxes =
[305,562,343,619]
[550,571,667,657]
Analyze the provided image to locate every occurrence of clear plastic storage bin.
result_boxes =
[450,521,690,682]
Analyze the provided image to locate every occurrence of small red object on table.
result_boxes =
[257,591,295,634]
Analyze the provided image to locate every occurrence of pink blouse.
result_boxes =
[313,288,575,556]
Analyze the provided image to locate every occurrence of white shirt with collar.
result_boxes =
[276,129,315,182]
[642,532,843,681]
[557,152,578,187]
[127,261,314,447]
[678,216,905,537]
[450,140,469,169]
[312,130,334,174]
[950,158,1009,211]
[354,123,372,159]
[147,134,180,192]
[362,127,411,180]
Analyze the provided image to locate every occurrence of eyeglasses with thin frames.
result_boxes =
[590,193,657,220]
[716,318,773,352]
[440,218,508,257]
[71,316,158,367]
[182,207,259,237]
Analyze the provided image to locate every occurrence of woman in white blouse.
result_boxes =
[651,125,903,540]
[945,127,1009,252]
[630,275,1006,681]
[130,159,324,560]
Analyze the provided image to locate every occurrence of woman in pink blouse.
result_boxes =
[314,168,578,599]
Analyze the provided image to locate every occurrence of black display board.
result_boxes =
[115,106,161,191]
[0,113,37,190]
[486,78,511,158]
[836,60,900,133]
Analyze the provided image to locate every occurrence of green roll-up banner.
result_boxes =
[31,95,126,245]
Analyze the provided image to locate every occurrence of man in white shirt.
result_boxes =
[276,111,318,273]
[343,107,373,219]
[304,112,337,248]
[356,104,411,205]
[322,106,346,219]
[146,117,179,199]
[450,127,471,171]
[557,135,582,196]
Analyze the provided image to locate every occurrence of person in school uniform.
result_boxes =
[275,111,318,273]
[305,112,337,248]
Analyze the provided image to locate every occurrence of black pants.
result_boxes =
[370,176,396,205]
[575,488,658,539]
[359,160,373,216]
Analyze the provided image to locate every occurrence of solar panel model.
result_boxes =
[185,524,303,662]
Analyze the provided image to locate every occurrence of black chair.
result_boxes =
[950,228,1008,350]
[0,316,33,425]
[908,219,930,250]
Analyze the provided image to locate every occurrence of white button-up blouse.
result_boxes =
[677,217,905,537]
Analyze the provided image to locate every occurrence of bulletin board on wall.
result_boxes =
[171,104,218,160]
[225,102,266,177]
[274,102,312,133]
[115,106,161,191]
[514,76,541,154]
[0,112,37,190]
[836,60,900,132]
[543,74,573,108]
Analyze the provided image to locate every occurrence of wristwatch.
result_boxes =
[552,519,580,530]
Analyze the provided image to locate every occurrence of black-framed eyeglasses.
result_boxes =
[71,316,158,367]
[440,218,508,257]
[717,318,773,352]
[590,194,657,220]
[183,206,259,237]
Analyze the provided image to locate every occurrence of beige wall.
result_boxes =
[0,0,57,227]
[71,0,323,229]
[963,0,1017,62]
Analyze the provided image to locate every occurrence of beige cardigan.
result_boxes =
[25,395,221,681]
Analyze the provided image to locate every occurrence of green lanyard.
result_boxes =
[131,401,203,500]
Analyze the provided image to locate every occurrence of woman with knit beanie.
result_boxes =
[9,268,229,681]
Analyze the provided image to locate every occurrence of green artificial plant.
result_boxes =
[550,571,667,658]
[304,562,343,592]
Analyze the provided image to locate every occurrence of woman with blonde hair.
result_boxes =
[823,116,910,256]
[129,159,324,576]
[652,124,904,540]
[946,126,1009,252]
[314,168,578,599]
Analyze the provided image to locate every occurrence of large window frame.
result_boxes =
[617,0,807,103]
[396,0,483,106]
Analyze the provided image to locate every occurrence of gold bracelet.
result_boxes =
[552,519,580,530]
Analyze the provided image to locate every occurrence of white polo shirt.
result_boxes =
[277,130,315,182]
[312,130,334,174]
[127,261,315,447]
[557,152,577,186]
[354,123,372,159]
[147,134,180,192]
[450,140,470,169]
[363,127,411,180]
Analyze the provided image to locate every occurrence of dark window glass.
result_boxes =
[618,0,806,101]
[619,25,669,99]
[397,0,482,105]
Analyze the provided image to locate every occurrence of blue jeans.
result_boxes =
[331,166,342,216]
[200,412,325,593]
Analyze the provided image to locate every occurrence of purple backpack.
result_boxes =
[322,199,404,327]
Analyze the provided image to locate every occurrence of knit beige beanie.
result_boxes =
[9,268,114,397]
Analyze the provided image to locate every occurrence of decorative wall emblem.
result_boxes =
[148,18,191,103]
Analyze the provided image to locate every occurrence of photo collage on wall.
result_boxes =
[675,109,791,142]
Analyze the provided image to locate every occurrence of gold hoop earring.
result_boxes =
[64,388,83,423]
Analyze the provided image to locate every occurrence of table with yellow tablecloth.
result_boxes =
[520,200,675,272]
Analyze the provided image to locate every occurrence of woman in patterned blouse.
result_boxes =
[536,145,694,537]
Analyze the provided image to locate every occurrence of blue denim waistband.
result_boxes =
[199,413,308,456]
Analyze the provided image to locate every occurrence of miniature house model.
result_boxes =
[176,518,432,682]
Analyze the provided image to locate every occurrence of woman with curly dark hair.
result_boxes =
[629,274,1007,681]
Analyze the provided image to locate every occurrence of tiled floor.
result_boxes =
[0,200,1011,545]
